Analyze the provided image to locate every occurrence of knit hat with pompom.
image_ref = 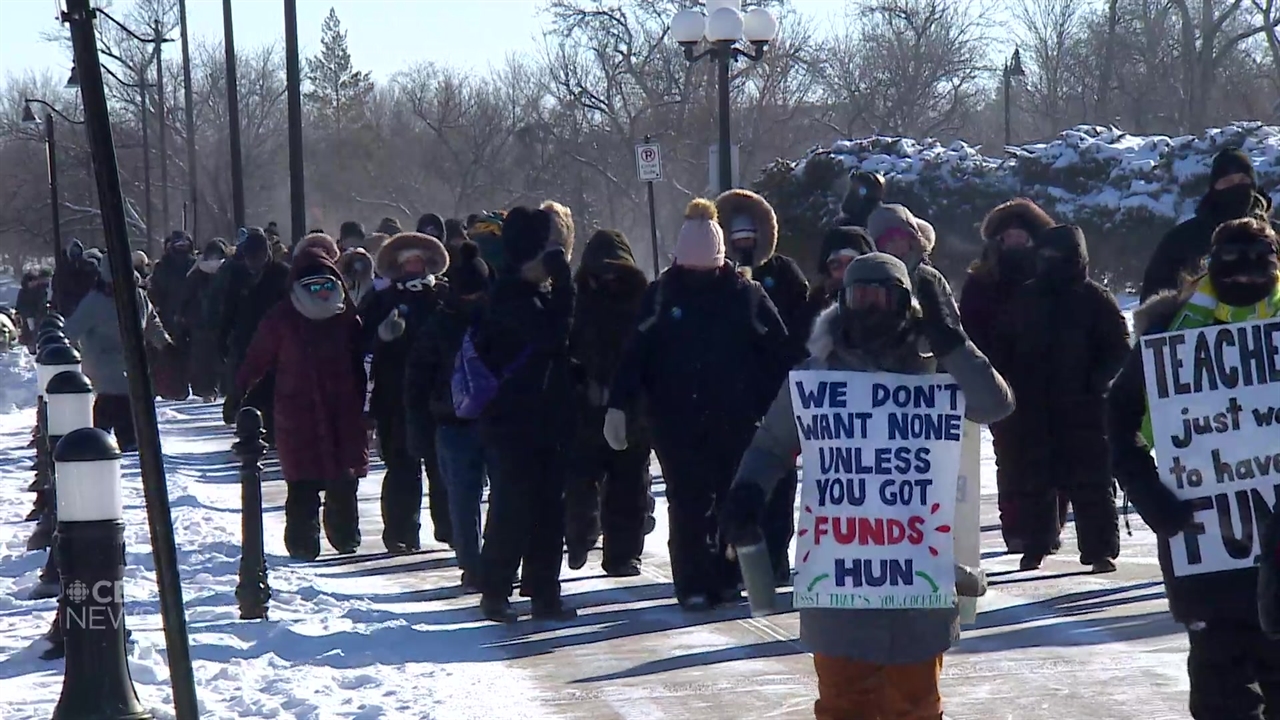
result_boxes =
[672,198,725,270]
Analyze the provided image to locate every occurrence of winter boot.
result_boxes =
[480,595,518,623]
[602,559,642,578]
[323,477,361,554]
[1090,558,1117,574]
[678,594,711,612]
[284,482,323,561]
[1019,553,1045,571]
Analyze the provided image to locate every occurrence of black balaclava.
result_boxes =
[1208,219,1279,307]
[1033,224,1088,289]
[998,245,1037,284]
[1204,148,1259,221]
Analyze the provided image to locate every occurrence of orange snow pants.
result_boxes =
[813,653,944,720]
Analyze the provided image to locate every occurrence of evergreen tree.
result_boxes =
[303,8,374,130]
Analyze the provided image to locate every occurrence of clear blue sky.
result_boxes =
[0,0,865,81]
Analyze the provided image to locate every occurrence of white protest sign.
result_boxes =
[955,420,982,625]
[790,370,965,611]
[635,143,663,182]
[1141,318,1280,577]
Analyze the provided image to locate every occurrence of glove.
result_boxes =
[541,247,571,283]
[603,408,628,451]
[914,271,966,358]
[377,308,406,341]
[718,483,767,548]
[222,392,243,425]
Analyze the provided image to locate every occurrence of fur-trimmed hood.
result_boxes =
[337,247,374,282]
[715,188,778,267]
[1132,285,1194,336]
[541,200,575,261]
[971,198,1057,279]
[805,302,930,371]
[293,233,340,262]
[375,232,450,280]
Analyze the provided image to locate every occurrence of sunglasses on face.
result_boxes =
[300,277,338,295]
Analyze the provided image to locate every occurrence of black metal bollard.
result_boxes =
[32,371,96,606]
[51,427,152,720]
[30,344,82,554]
[233,407,271,620]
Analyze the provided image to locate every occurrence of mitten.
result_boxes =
[377,308,406,341]
[719,483,767,548]
[915,272,966,357]
[603,408,628,451]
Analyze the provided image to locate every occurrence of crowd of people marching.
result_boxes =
[11,145,1280,719]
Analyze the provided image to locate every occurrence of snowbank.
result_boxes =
[756,122,1280,285]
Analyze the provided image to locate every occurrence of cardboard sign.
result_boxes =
[790,370,965,610]
[1141,318,1280,577]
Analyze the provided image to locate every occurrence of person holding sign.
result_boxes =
[1110,217,1280,719]
[721,252,1014,720]
[990,225,1131,573]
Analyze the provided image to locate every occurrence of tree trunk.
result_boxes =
[1097,0,1120,121]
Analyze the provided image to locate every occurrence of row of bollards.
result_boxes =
[24,314,153,719]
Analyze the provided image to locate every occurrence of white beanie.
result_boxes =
[672,198,725,270]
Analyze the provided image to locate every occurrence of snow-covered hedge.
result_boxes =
[756,122,1280,287]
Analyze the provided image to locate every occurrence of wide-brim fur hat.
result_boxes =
[375,232,450,279]
[714,189,778,267]
[293,232,340,262]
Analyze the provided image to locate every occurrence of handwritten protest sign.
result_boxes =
[1141,318,1280,577]
[790,370,964,610]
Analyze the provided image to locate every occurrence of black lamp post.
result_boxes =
[670,1,777,193]
[21,100,85,266]
[178,0,197,238]
[284,0,306,244]
[1003,48,1026,148]
[61,1,199,717]
[223,0,246,230]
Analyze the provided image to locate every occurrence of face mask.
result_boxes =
[1209,240,1279,307]
[997,246,1037,283]
[1210,184,1257,219]
[1035,250,1080,286]
[198,258,223,274]
[840,283,909,349]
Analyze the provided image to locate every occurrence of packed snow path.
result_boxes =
[0,398,1191,719]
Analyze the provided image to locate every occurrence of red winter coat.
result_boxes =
[237,298,369,482]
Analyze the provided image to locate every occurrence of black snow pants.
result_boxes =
[653,423,753,604]
[1018,466,1118,563]
[92,394,136,452]
[478,427,567,602]
[762,467,797,580]
[188,329,224,399]
[565,429,651,572]
[377,412,449,550]
[1187,621,1280,719]
[284,476,361,554]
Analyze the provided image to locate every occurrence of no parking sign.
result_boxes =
[636,143,663,182]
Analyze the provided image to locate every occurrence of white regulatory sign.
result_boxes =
[636,143,663,182]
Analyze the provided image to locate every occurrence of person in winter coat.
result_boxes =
[360,231,452,553]
[819,170,885,275]
[178,239,229,400]
[216,228,291,439]
[720,251,1014,720]
[416,213,446,240]
[467,211,506,273]
[990,225,1130,572]
[472,206,577,623]
[149,232,196,400]
[52,239,100,316]
[716,188,810,583]
[15,270,49,351]
[293,232,341,262]
[608,199,791,610]
[337,248,376,309]
[237,247,368,560]
[444,218,469,250]
[338,221,365,251]
[133,250,152,285]
[801,227,875,343]
[1111,216,1280,719]
[961,198,1059,553]
[404,240,493,591]
[565,229,654,578]
[1141,148,1273,302]
[376,217,403,237]
[63,252,172,452]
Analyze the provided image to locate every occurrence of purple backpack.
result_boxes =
[451,327,530,420]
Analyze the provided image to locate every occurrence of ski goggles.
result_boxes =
[298,276,338,295]
[844,281,909,312]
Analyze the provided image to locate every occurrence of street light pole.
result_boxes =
[1003,49,1025,148]
[155,20,169,247]
[139,77,152,248]
[61,2,199,717]
[671,2,776,194]
[284,0,306,245]
[223,0,246,230]
[179,0,197,239]
[46,115,63,262]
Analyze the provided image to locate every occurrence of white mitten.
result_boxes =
[377,308,406,341]
[603,408,628,451]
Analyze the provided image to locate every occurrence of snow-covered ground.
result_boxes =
[0,295,1189,719]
